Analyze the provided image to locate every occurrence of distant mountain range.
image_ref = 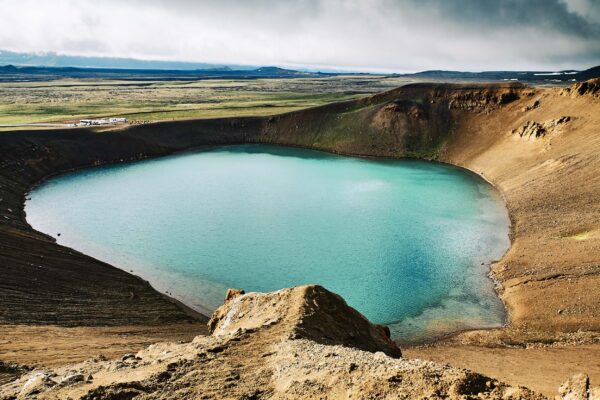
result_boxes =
[0,64,328,82]
[0,49,598,83]
[0,49,252,71]
[399,66,600,82]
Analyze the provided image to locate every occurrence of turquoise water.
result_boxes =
[26,145,509,343]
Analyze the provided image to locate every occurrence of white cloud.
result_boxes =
[0,0,598,72]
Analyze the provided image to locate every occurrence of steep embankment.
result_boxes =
[0,82,527,327]
[255,82,518,157]
[0,121,253,325]
[0,80,599,395]
[440,80,600,337]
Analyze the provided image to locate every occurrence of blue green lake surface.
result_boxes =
[26,145,510,343]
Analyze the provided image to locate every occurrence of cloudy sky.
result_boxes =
[0,0,599,72]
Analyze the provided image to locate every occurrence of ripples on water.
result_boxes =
[26,145,510,343]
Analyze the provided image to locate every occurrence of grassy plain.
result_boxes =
[0,76,414,128]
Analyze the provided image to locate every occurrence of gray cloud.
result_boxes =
[0,0,598,72]
[412,0,598,36]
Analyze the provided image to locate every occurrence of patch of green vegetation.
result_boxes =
[0,76,414,128]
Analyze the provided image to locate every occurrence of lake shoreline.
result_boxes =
[25,144,511,345]
[2,81,599,394]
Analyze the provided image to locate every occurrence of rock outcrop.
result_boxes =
[557,374,600,400]
[512,116,571,140]
[0,285,545,399]
[561,78,600,99]
[0,362,30,387]
[208,285,401,358]
[522,99,541,112]
[447,88,520,110]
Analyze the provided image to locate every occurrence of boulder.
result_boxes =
[207,284,402,358]
[522,99,541,112]
[512,117,571,140]
[225,288,245,301]
[557,373,589,399]
[512,121,547,139]
[18,372,57,397]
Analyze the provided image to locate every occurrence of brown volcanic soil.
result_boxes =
[0,80,599,395]
[0,324,207,369]
[405,344,600,397]
[440,86,600,334]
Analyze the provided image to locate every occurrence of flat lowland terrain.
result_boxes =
[0,75,412,128]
